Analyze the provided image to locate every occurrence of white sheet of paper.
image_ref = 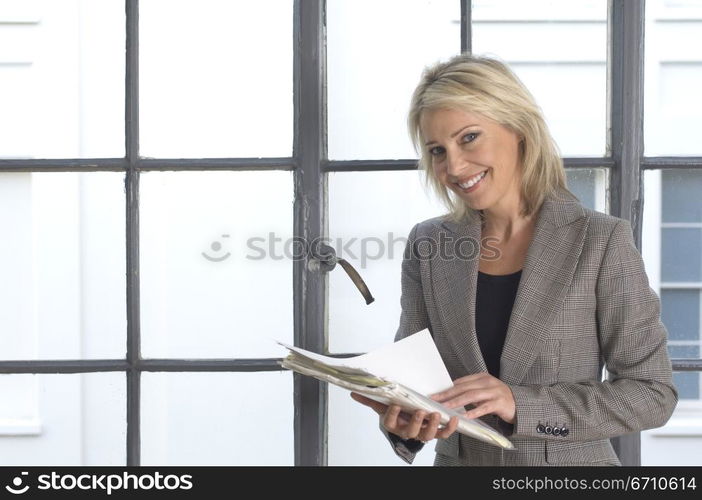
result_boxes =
[277,329,453,396]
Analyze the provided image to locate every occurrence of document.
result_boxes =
[277,329,514,450]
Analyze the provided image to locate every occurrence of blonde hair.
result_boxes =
[408,53,574,223]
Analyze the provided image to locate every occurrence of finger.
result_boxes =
[382,404,403,432]
[451,372,492,385]
[350,392,388,415]
[464,401,496,420]
[430,379,492,402]
[397,410,413,426]
[417,412,442,442]
[440,389,493,410]
[436,416,459,439]
[403,410,427,439]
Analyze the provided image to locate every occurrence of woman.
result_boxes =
[351,53,678,466]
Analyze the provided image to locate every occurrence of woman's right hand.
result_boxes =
[350,392,459,442]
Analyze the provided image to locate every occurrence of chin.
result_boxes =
[459,195,488,212]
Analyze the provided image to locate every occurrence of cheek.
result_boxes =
[432,161,446,180]
[498,142,521,169]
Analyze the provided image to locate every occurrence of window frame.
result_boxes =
[0,0,700,467]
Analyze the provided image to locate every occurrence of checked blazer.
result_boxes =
[383,187,678,466]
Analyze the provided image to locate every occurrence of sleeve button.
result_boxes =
[552,427,561,436]
[536,424,545,434]
[561,428,569,437]
[544,425,553,435]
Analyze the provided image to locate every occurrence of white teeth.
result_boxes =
[458,170,487,189]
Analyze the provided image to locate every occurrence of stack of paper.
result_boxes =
[277,330,514,450]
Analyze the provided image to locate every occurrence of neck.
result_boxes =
[481,191,532,242]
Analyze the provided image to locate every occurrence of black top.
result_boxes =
[475,269,522,378]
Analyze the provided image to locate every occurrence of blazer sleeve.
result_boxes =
[394,222,432,343]
[378,222,429,463]
[506,218,679,441]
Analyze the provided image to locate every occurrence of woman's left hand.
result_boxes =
[430,372,516,424]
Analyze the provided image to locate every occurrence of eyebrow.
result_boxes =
[424,124,479,146]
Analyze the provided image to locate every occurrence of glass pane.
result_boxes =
[662,170,702,223]
[327,0,460,160]
[672,372,700,400]
[669,344,700,360]
[140,171,293,358]
[0,0,124,158]
[648,169,702,285]
[661,228,701,282]
[140,0,293,158]
[472,0,607,156]
[0,172,126,360]
[328,170,446,353]
[0,373,125,465]
[141,371,293,465]
[565,168,608,212]
[328,385,434,465]
[661,289,700,341]
[644,0,702,155]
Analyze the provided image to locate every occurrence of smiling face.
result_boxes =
[420,107,524,216]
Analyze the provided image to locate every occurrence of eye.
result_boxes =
[428,145,445,157]
[462,132,479,143]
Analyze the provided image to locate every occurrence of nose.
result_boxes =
[445,148,468,180]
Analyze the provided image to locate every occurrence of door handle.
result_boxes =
[308,243,374,305]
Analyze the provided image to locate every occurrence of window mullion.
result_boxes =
[125,0,141,468]
[292,0,327,466]
[608,0,646,466]
[461,0,471,53]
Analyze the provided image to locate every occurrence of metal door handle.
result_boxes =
[308,243,374,305]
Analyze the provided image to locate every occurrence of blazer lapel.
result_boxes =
[498,193,588,385]
[435,188,588,385]
[433,210,487,378]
